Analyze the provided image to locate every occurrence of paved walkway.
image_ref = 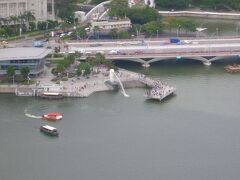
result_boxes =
[35,66,142,97]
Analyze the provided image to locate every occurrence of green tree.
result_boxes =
[9,16,19,33]
[56,63,65,74]
[143,21,163,36]
[110,28,118,39]
[20,66,30,80]
[166,18,196,34]
[127,6,161,25]
[155,0,190,9]
[108,0,129,18]
[7,65,15,84]
[76,27,87,39]
[95,53,106,64]
[131,24,142,37]
[57,5,74,23]
[119,31,130,39]
[76,62,91,76]
[91,0,107,4]
[23,11,35,31]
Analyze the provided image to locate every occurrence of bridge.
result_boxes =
[84,1,110,22]
[67,38,240,67]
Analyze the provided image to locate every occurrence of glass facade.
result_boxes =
[0,58,45,75]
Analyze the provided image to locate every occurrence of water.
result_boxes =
[112,71,129,97]
[1,60,240,180]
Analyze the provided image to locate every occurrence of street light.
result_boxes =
[157,29,159,39]
[177,25,181,37]
[19,27,22,37]
[196,27,207,38]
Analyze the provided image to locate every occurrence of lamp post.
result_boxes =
[12,75,15,85]
[27,73,30,85]
[196,27,207,38]
[216,28,219,37]
[19,27,22,37]
[157,29,159,39]
[177,25,181,37]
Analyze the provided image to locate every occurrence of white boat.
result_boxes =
[203,61,211,66]
[40,125,59,136]
[39,92,63,99]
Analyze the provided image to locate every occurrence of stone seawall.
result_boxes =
[123,80,146,89]
[0,86,15,94]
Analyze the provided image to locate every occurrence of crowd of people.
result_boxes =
[138,73,175,100]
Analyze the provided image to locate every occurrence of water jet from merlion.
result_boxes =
[109,69,129,97]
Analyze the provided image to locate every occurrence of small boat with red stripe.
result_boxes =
[42,112,63,121]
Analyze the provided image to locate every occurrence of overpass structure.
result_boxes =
[67,38,240,67]
[84,1,110,22]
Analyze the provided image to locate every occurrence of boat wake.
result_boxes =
[24,109,42,119]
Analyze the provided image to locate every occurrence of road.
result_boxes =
[65,38,240,59]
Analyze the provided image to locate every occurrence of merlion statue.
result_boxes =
[109,69,115,83]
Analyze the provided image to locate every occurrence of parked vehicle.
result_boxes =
[32,40,43,47]
[39,92,63,99]
[170,37,180,44]
[109,50,119,54]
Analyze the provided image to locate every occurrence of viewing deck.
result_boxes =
[138,74,176,101]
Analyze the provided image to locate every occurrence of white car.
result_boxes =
[183,40,190,44]
[67,31,72,36]
[192,41,199,45]
[85,51,92,55]
[109,50,119,54]
[96,51,105,55]
[60,33,66,38]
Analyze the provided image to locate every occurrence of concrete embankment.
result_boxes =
[0,85,15,94]
[60,69,146,97]
[122,80,145,88]
[0,69,148,98]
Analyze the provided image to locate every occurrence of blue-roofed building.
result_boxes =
[0,47,52,75]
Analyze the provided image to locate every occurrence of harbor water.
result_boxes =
[1,59,240,180]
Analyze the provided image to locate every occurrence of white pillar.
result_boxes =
[109,69,115,82]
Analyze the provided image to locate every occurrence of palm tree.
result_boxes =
[18,13,26,29]
[0,17,4,26]
[23,11,35,31]
[2,17,10,27]
[10,16,19,33]
[110,28,118,39]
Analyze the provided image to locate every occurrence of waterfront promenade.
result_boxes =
[34,66,144,97]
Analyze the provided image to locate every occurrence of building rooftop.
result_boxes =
[0,47,52,61]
